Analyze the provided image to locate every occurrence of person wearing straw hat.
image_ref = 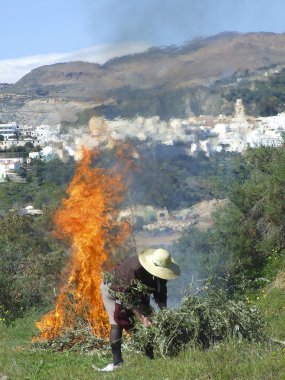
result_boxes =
[96,248,180,372]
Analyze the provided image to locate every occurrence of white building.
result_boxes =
[0,157,23,179]
[35,124,61,140]
[29,152,41,159]
[19,125,37,138]
[0,122,20,140]
[0,139,40,150]
[19,205,43,216]
[28,145,57,161]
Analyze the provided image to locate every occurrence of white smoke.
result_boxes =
[102,116,194,145]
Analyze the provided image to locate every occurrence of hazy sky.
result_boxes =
[1,0,285,82]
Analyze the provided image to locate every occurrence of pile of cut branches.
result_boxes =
[32,284,266,357]
[128,290,266,357]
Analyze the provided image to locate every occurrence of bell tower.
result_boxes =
[235,99,246,119]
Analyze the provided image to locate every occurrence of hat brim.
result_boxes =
[138,249,181,280]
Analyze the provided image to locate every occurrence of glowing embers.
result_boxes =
[34,147,130,342]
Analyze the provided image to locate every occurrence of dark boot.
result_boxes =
[110,324,123,365]
[145,343,154,359]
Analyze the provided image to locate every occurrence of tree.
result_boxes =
[259,96,278,116]
[210,146,285,284]
[0,212,68,323]
[173,145,285,292]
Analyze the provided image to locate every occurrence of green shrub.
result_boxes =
[0,212,67,323]
[174,145,285,291]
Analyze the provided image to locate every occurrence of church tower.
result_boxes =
[235,99,246,120]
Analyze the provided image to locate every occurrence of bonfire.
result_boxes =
[33,146,131,344]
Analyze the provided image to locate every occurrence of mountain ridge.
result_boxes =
[2,32,285,123]
[6,32,285,97]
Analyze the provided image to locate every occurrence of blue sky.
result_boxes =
[1,0,285,82]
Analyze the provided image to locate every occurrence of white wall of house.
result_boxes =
[0,158,22,179]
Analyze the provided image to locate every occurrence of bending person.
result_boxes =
[98,248,181,372]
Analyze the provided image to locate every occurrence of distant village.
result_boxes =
[1,98,284,225]
[103,99,285,153]
[1,98,285,183]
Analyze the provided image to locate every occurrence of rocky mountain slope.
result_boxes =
[2,32,285,124]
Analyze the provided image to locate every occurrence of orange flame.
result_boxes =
[34,146,131,341]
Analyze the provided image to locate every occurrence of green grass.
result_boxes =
[1,295,285,380]
[257,288,285,341]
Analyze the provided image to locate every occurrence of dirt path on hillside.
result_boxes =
[134,230,181,251]
[134,199,226,250]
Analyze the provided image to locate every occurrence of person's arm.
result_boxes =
[132,308,152,326]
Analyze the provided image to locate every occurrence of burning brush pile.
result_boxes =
[33,146,132,350]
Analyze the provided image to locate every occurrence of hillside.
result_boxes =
[7,32,285,98]
[3,32,285,123]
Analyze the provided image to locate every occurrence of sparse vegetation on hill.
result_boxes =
[0,157,75,212]
[224,67,285,116]
[0,142,236,213]
[4,32,285,122]
[127,142,238,210]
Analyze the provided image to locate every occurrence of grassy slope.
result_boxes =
[1,286,285,380]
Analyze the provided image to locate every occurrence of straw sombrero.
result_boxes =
[138,248,181,280]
